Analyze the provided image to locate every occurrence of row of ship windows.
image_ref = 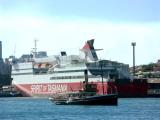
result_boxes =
[50,75,100,80]
[50,75,84,80]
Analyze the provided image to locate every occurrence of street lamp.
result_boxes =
[131,42,136,77]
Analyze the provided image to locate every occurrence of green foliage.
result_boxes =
[141,63,157,72]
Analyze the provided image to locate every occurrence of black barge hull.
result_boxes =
[53,94,118,105]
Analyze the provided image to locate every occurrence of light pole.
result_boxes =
[131,42,136,77]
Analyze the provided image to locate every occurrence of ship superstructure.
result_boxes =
[11,39,132,97]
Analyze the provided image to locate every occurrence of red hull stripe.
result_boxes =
[14,82,112,97]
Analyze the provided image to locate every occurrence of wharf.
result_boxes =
[0,85,22,97]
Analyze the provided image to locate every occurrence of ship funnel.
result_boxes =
[81,39,102,61]
[84,70,88,83]
[61,51,67,56]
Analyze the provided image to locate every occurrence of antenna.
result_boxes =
[14,44,16,57]
[33,39,38,58]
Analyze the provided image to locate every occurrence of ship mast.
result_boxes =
[100,61,105,95]
[33,39,38,58]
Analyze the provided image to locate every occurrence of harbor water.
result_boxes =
[0,98,160,120]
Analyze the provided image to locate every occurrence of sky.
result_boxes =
[0,0,160,66]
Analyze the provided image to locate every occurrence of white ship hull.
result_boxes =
[12,73,109,97]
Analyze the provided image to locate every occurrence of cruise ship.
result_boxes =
[11,39,143,97]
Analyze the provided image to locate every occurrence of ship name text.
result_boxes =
[31,84,68,93]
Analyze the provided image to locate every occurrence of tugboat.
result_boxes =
[50,70,118,105]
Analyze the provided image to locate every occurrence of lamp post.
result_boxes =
[131,42,136,77]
